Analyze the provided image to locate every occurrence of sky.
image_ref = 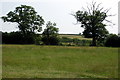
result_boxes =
[0,0,119,34]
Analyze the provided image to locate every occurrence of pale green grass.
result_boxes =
[2,45,118,78]
[59,35,92,40]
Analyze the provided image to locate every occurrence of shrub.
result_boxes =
[42,36,59,45]
[105,34,120,47]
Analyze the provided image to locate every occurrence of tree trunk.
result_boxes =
[91,37,96,46]
[91,24,96,46]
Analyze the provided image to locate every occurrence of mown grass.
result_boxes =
[2,45,118,78]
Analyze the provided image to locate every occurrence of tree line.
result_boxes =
[1,3,120,47]
[2,31,120,47]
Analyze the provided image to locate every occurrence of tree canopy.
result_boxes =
[73,2,110,46]
[1,5,44,35]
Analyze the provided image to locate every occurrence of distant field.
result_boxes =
[59,34,92,40]
[2,45,118,78]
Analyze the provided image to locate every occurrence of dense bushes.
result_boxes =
[105,34,120,47]
[2,32,35,44]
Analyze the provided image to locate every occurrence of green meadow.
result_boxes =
[2,45,118,78]
[59,34,92,40]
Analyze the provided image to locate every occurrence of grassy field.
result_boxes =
[2,45,118,78]
[59,34,92,40]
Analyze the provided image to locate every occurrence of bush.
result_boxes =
[42,36,59,45]
[41,21,60,45]
[105,34,120,47]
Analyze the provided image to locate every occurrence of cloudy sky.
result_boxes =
[0,0,119,34]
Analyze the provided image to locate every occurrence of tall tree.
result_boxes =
[1,5,44,35]
[73,2,110,46]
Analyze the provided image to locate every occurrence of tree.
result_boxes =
[1,5,44,36]
[42,21,59,45]
[72,2,110,46]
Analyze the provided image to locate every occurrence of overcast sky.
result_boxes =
[0,0,119,34]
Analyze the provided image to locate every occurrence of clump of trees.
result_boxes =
[41,21,60,45]
[1,5,60,45]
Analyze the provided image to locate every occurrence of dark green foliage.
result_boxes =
[83,29,92,38]
[34,34,43,45]
[1,5,44,35]
[105,34,120,47]
[1,5,44,44]
[42,36,59,45]
[2,32,35,44]
[42,21,59,45]
[73,2,109,46]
